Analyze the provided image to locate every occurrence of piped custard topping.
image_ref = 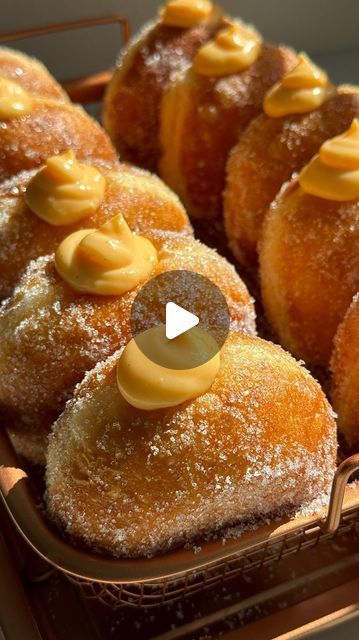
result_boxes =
[193,21,262,76]
[55,214,158,295]
[116,324,220,410]
[263,53,335,118]
[25,151,106,226]
[299,119,359,201]
[0,77,33,119]
[160,0,214,28]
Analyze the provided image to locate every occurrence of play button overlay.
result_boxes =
[130,270,230,369]
[165,302,199,339]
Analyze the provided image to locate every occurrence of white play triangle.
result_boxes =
[165,302,199,340]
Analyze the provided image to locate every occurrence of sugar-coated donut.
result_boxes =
[103,4,224,171]
[159,39,297,221]
[260,179,359,367]
[0,236,255,464]
[0,99,117,183]
[331,293,359,448]
[0,46,69,101]
[224,87,359,268]
[0,161,191,299]
[45,332,336,558]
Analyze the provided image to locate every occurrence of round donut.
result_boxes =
[0,46,69,101]
[159,43,297,222]
[45,332,336,558]
[224,87,359,268]
[331,293,359,448]
[0,99,117,183]
[0,236,255,464]
[103,7,224,171]
[260,179,359,367]
[0,162,191,299]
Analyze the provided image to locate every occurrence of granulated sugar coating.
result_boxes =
[0,162,191,299]
[0,46,69,101]
[159,43,297,220]
[0,97,117,184]
[224,87,359,268]
[260,178,359,368]
[331,293,359,449]
[46,333,336,558]
[103,15,223,171]
[0,236,255,464]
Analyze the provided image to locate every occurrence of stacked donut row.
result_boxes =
[0,45,253,456]
[0,41,339,558]
[104,0,359,451]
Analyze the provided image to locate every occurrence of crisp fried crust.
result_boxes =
[103,19,221,171]
[0,163,191,299]
[224,88,359,268]
[159,44,297,220]
[0,236,255,464]
[0,46,69,101]
[260,181,359,367]
[0,99,117,183]
[45,332,336,558]
[331,294,359,448]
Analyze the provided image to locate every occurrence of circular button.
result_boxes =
[130,270,230,369]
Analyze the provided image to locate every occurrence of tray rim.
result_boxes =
[1,429,359,585]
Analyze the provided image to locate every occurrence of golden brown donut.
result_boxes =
[0,46,69,101]
[0,161,191,299]
[331,293,359,448]
[0,236,255,464]
[260,179,359,367]
[224,87,359,268]
[159,40,297,221]
[45,332,336,558]
[0,98,117,183]
[103,4,224,171]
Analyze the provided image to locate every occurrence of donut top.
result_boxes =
[192,21,262,76]
[25,151,106,226]
[0,76,33,118]
[55,214,158,295]
[116,325,220,410]
[299,119,359,201]
[160,0,214,28]
[263,53,335,118]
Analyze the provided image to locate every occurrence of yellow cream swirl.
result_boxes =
[193,21,262,76]
[264,53,335,118]
[25,151,106,226]
[299,119,359,201]
[160,0,214,28]
[55,214,157,295]
[117,325,220,410]
[0,76,33,119]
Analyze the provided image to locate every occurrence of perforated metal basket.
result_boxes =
[1,428,359,609]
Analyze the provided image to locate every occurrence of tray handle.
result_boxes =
[1,426,359,583]
[0,15,131,103]
[0,15,130,46]
[322,453,359,534]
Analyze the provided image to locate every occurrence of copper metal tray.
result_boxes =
[1,426,359,609]
[1,15,359,613]
[2,488,359,640]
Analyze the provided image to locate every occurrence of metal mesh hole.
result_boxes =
[67,507,359,609]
